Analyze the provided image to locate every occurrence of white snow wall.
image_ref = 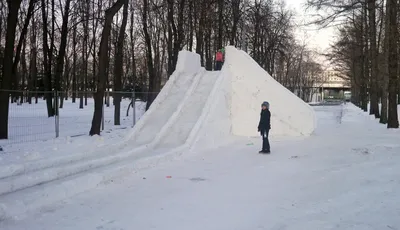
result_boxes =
[123,50,201,142]
[225,46,316,137]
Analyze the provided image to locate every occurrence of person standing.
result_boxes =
[258,101,271,154]
[215,49,224,70]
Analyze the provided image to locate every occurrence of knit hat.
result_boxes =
[261,101,269,108]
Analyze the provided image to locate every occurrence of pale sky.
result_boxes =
[285,0,336,52]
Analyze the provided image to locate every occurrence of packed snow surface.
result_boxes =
[1,104,400,230]
[158,71,219,148]
[225,46,316,137]
[131,71,198,146]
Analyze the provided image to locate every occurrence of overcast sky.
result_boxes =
[285,0,336,52]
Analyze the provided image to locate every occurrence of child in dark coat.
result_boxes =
[258,101,271,154]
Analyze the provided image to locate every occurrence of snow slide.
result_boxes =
[0,47,316,220]
[0,52,220,219]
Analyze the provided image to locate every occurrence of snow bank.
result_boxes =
[225,46,316,137]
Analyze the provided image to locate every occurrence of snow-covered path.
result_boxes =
[2,104,400,230]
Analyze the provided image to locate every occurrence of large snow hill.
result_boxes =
[0,47,316,220]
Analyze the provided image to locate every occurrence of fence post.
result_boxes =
[54,91,60,138]
[132,91,136,127]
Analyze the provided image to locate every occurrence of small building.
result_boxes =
[312,70,351,102]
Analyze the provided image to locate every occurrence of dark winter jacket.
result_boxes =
[258,109,271,133]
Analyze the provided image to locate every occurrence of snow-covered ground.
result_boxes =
[1,104,400,230]
[0,99,146,162]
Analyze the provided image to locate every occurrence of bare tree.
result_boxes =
[380,0,389,124]
[306,0,400,129]
[0,0,23,139]
[54,0,72,115]
[142,0,157,110]
[368,0,380,118]
[28,10,38,104]
[89,0,125,136]
[114,0,128,125]
[41,0,54,117]
[11,0,36,103]
[387,0,399,128]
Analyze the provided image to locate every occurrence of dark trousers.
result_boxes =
[215,61,223,71]
[261,130,270,151]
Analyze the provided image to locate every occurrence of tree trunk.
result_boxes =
[41,0,54,117]
[28,13,37,104]
[79,3,86,111]
[368,0,380,118]
[387,0,399,128]
[172,0,186,74]
[380,0,390,124]
[129,2,137,91]
[89,0,125,136]
[205,18,212,70]
[11,0,35,104]
[0,5,2,45]
[114,0,128,125]
[188,0,194,51]
[72,20,77,103]
[84,0,89,106]
[361,4,369,112]
[143,0,157,110]
[54,0,71,115]
[105,27,112,108]
[20,38,28,104]
[217,0,224,49]
[0,0,23,139]
[167,0,174,76]
[196,1,206,66]
[230,0,240,45]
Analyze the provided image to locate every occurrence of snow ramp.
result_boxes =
[0,47,316,219]
[0,51,220,219]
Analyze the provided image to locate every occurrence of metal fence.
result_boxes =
[0,90,159,146]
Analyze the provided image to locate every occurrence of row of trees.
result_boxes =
[307,0,400,128]
[0,0,324,139]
